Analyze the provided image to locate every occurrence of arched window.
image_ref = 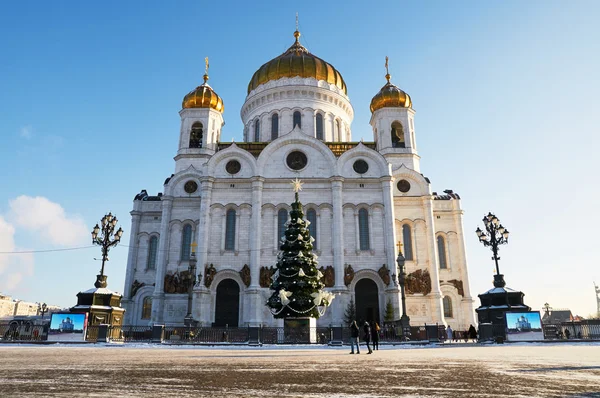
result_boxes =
[189,122,203,148]
[181,224,192,260]
[147,236,158,270]
[336,120,341,141]
[271,113,279,140]
[315,113,324,140]
[225,209,236,250]
[443,296,453,318]
[141,297,152,319]
[391,121,405,148]
[437,235,447,269]
[254,120,260,142]
[293,111,302,129]
[277,209,288,242]
[402,224,413,260]
[358,208,370,250]
[307,209,317,249]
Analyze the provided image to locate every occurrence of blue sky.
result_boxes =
[0,1,598,318]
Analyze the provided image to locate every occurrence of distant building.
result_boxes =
[0,293,62,320]
[541,309,573,324]
[59,317,75,332]
[515,315,531,331]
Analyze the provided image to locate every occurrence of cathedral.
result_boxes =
[122,28,476,329]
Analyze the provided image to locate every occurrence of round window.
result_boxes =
[353,160,369,174]
[226,160,241,175]
[286,151,308,170]
[184,180,198,194]
[397,179,411,193]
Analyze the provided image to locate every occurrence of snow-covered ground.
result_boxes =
[0,343,599,397]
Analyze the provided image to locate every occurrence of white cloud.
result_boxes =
[20,125,32,139]
[0,216,34,292]
[8,196,89,246]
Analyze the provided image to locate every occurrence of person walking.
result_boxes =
[468,324,478,342]
[370,321,380,350]
[349,320,360,354]
[363,322,373,354]
[446,325,453,344]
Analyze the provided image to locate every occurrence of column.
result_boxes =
[151,196,173,323]
[246,177,264,326]
[196,177,214,283]
[123,211,141,300]
[195,177,214,325]
[380,177,398,282]
[249,177,264,288]
[454,209,476,325]
[331,177,345,288]
[424,197,444,323]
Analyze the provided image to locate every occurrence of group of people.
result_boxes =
[444,324,478,343]
[349,320,380,354]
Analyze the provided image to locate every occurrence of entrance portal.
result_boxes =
[355,278,380,323]
[214,279,240,327]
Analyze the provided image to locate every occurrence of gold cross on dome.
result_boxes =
[385,56,389,75]
[204,57,209,76]
[290,178,304,193]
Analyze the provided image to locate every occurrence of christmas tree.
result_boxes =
[267,179,334,318]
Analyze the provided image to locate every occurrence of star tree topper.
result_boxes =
[290,178,304,193]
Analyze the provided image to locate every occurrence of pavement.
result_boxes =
[1,343,599,397]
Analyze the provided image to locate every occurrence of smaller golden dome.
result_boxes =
[182,74,224,112]
[370,72,412,113]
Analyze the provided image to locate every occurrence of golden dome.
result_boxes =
[247,30,347,95]
[370,73,412,113]
[182,74,224,112]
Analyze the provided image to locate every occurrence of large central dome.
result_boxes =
[247,30,347,95]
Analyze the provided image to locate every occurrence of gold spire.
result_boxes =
[385,56,391,83]
[294,12,301,42]
[203,56,209,83]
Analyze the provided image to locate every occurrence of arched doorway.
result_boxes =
[214,279,240,327]
[355,278,380,323]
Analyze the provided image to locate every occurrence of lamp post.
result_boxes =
[184,243,198,327]
[475,212,510,288]
[396,246,411,338]
[39,303,48,319]
[91,212,124,288]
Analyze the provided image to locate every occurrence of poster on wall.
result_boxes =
[47,313,88,342]
[505,311,544,341]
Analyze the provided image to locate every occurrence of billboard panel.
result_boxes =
[505,311,544,341]
[47,313,87,342]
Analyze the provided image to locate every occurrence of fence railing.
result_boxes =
[2,320,600,344]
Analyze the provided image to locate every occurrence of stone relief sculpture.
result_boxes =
[448,279,464,296]
[204,264,217,288]
[344,264,355,287]
[259,266,276,288]
[378,264,390,286]
[163,270,190,294]
[131,280,155,297]
[318,265,335,288]
[239,264,251,287]
[405,269,432,295]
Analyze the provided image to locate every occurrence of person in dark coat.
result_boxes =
[468,324,478,342]
[349,320,360,354]
[363,322,373,354]
[370,321,380,350]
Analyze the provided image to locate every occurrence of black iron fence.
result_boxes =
[2,320,600,344]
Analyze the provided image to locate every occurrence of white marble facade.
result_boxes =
[122,34,476,330]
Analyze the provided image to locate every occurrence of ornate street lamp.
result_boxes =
[39,303,48,319]
[396,244,411,338]
[91,212,124,288]
[475,212,510,287]
[184,242,199,327]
